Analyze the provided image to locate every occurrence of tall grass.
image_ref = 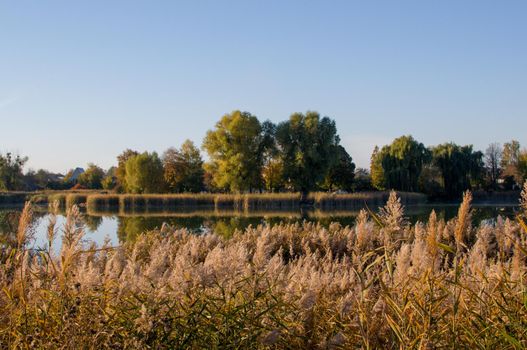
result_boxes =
[65,193,88,209]
[86,193,304,213]
[118,194,217,214]
[47,193,67,208]
[244,193,302,211]
[1,190,526,348]
[312,191,427,209]
[83,191,426,215]
[86,194,120,212]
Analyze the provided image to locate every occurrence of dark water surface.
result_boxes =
[0,204,520,249]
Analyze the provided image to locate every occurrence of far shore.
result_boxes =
[0,190,520,213]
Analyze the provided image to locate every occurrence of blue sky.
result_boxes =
[1,0,526,173]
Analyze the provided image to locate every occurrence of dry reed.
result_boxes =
[1,188,526,348]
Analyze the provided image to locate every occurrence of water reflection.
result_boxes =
[0,204,520,247]
[84,215,103,232]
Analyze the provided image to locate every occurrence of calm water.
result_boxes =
[0,204,519,249]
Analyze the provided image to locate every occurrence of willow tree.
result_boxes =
[370,136,429,192]
[202,111,272,192]
[431,143,484,198]
[275,111,340,200]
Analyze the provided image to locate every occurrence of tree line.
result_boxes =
[109,111,354,199]
[370,136,527,198]
[1,110,526,199]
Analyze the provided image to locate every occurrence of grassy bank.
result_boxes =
[1,189,526,348]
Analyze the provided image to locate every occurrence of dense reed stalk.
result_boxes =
[65,193,88,209]
[521,181,527,213]
[311,191,427,209]
[86,194,120,212]
[83,191,425,215]
[47,193,67,208]
[1,189,526,348]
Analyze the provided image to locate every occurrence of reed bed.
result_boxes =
[214,193,239,209]
[1,185,527,348]
[83,192,425,215]
[118,194,217,214]
[46,193,67,208]
[312,191,427,210]
[47,191,107,209]
[88,209,305,219]
[86,193,305,213]
[244,193,302,211]
[65,193,88,209]
[214,193,302,211]
[86,194,120,212]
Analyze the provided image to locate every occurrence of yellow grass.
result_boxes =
[81,191,426,215]
[1,190,526,348]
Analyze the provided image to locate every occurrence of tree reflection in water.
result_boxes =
[0,205,521,245]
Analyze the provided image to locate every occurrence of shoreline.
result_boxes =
[1,190,521,214]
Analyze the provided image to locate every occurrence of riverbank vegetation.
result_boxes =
[84,192,425,214]
[2,191,427,213]
[370,136,527,199]
[2,111,527,201]
[1,187,526,348]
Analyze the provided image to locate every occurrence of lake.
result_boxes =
[0,204,520,250]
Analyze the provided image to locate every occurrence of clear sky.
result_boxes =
[1,0,526,173]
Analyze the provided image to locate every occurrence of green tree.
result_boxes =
[115,149,139,192]
[262,158,285,192]
[23,169,65,190]
[101,176,116,190]
[163,140,204,193]
[77,164,105,189]
[418,164,443,198]
[431,143,484,198]
[0,153,27,191]
[370,136,429,192]
[518,150,527,184]
[501,140,522,187]
[202,111,271,192]
[370,146,385,190]
[275,111,339,199]
[501,140,520,167]
[101,166,117,190]
[322,145,355,191]
[124,152,165,193]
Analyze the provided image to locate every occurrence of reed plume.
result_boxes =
[1,196,526,349]
[454,191,472,253]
